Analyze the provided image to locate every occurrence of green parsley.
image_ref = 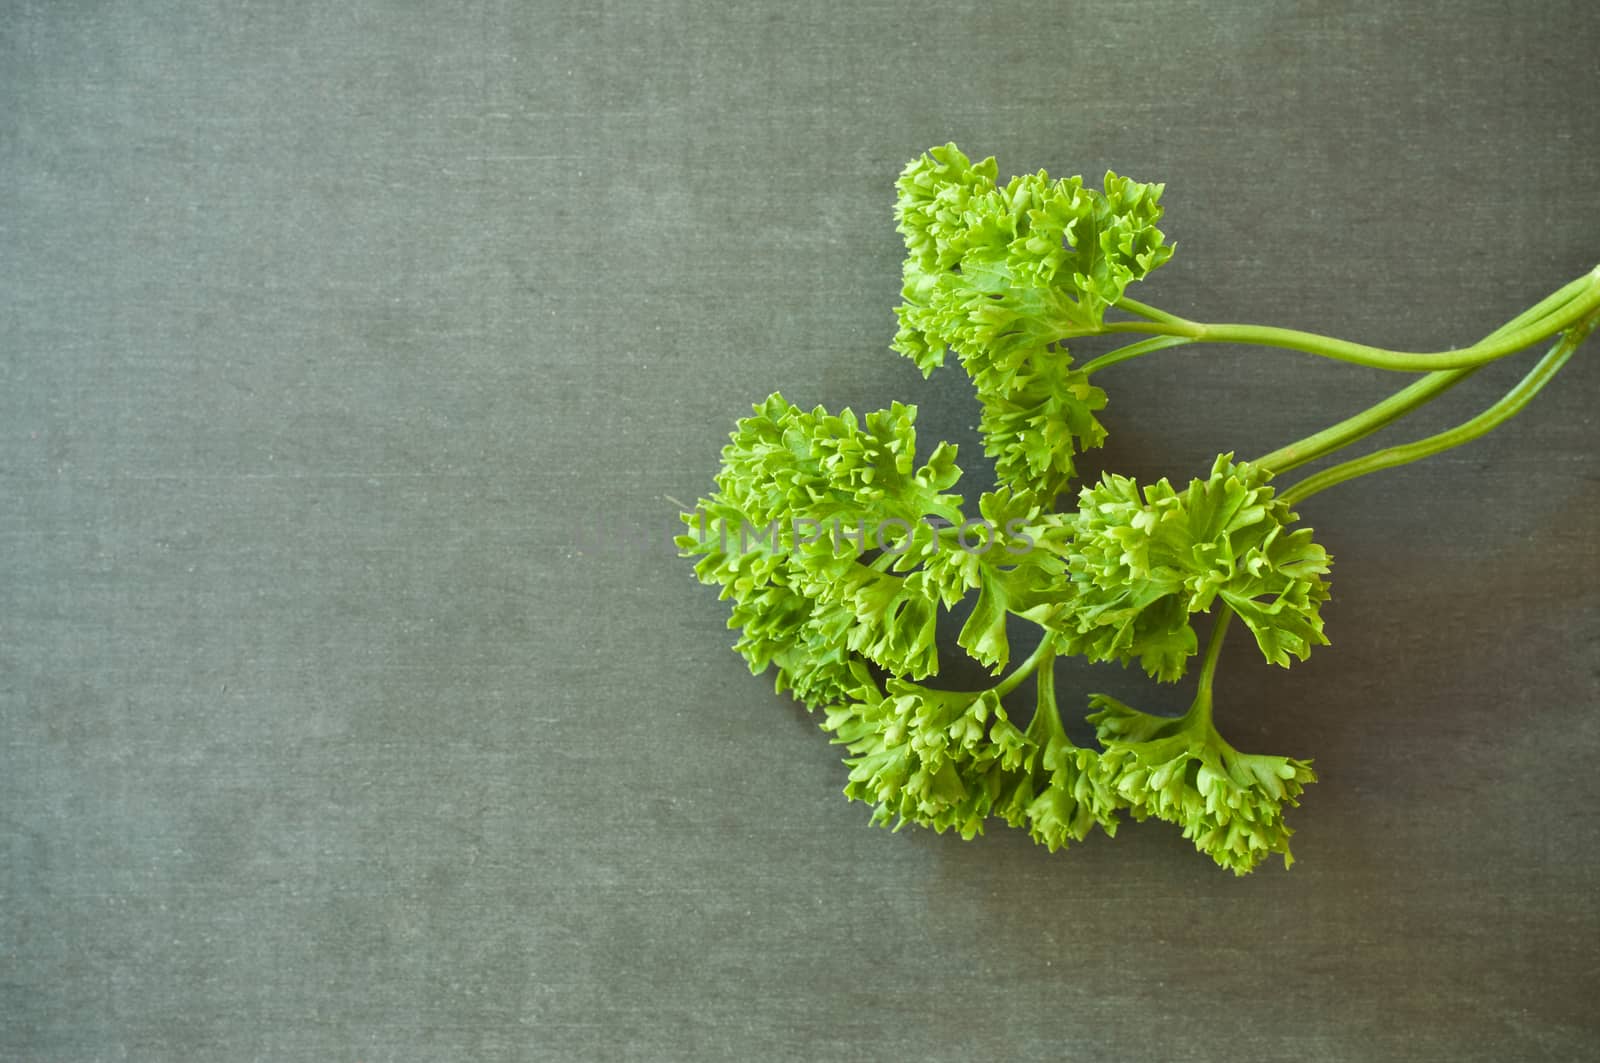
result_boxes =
[679,144,1600,874]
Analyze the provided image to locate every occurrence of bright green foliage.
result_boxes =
[823,678,1031,840]
[822,652,1121,849]
[978,355,1108,504]
[893,144,1174,361]
[1088,695,1316,875]
[891,143,1172,501]
[1061,454,1332,680]
[678,394,962,683]
[678,392,1078,687]
[931,486,1078,673]
[678,398,910,679]
[669,142,1510,876]
[1004,654,1122,850]
[702,392,964,537]
[723,584,865,710]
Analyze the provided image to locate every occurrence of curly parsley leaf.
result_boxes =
[678,393,969,681]
[1005,653,1122,850]
[823,678,1032,840]
[1060,454,1332,680]
[978,354,1108,504]
[891,144,1173,503]
[1088,693,1316,875]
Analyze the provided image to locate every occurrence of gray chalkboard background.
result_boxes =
[4,2,1598,1060]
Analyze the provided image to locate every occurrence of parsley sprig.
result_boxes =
[679,144,1598,874]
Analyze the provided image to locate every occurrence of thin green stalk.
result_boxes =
[1080,335,1192,375]
[1098,267,1600,372]
[1257,371,1476,475]
[992,634,1057,699]
[1112,294,1193,327]
[1029,651,1067,741]
[1253,273,1594,472]
[1185,608,1235,729]
[1279,323,1592,506]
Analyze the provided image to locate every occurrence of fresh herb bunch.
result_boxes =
[679,144,1599,874]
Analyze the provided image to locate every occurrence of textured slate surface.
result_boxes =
[3,1,1598,1060]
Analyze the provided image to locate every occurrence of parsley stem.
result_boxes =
[1030,651,1067,740]
[1080,334,1192,375]
[1112,294,1193,327]
[1252,273,1595,473]
[1278,320,1593,506]
[1100,266,1600,372]
[992,634,1057,699]
[1186,607,1235,729]
[1257,370,1476,475]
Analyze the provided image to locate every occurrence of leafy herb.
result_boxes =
[679,144,1600,874]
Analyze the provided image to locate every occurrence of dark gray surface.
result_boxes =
[4,1,1598,1059]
